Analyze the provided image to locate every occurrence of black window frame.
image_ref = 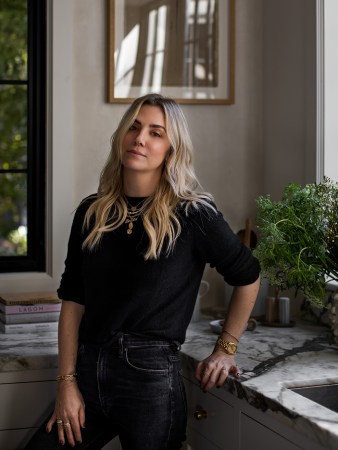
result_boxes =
[0,0,47,273]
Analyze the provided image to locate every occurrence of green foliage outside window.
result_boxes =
[0,0,28,256]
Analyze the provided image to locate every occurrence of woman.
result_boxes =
[26,93,260,449]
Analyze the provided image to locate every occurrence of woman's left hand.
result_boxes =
[195,350,240,392]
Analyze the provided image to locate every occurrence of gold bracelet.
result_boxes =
[222,329,239,342]
[56,373,77,382]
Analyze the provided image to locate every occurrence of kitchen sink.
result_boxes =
[289,383,338,413]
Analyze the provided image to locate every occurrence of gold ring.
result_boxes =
[63,422,71,427]
[56,419,63,425]
[202,370,210,377]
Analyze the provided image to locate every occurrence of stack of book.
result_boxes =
[0,291,61,334]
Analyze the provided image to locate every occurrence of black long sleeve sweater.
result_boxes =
[57,196,260,344]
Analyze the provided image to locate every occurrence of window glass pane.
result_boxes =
[0,173,27,256]
[0,0,45,272]
[0,0,28,80]
[0,84,27,169]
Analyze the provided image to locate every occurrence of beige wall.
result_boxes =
[262,0,317,201]
[0,0,318,313]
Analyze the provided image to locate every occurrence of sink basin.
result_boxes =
[289,383,338,413]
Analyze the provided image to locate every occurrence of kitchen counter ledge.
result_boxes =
[0,330,58,372]
[181,320,338,450]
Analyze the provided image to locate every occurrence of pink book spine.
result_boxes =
[0,303,61,314]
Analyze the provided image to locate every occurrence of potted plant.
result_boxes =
[253,178,338,312]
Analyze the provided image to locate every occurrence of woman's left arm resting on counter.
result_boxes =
[195,276,260,392]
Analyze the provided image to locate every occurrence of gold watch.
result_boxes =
[216,336,237,355]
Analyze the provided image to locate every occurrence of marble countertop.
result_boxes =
[181,319,338,450]
[1,320,338,448]
[0,330,58,372]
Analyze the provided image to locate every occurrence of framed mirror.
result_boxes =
[107,0,235,104]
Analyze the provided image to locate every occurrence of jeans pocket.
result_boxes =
[163,344,182,363]
[124,346,169,374]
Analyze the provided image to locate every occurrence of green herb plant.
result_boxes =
[253,178,338,307]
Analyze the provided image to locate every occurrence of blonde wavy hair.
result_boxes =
[83,93,214,259]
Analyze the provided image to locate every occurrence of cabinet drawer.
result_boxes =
[102,436,122,450]
[0,381,55,429]
[184,425,222,450]
[240,414,301,450]
[0,427,37,450]
[0,427,122,450]
[184,379,234,449]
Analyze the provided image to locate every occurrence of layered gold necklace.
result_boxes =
[125,199,147,235]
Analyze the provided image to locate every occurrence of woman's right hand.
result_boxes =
[46,381,85,447]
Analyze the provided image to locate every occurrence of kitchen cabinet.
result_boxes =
[0,368,57,450]
[183,378,234,450]
[182,373,326,450]
[0,368,121,450]
[239,414,300,450]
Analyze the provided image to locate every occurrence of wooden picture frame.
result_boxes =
[107,0,235,104]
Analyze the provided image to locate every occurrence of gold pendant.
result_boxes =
[127,221,134,235]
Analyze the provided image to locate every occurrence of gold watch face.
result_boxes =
[217,337,237,354]
[226,342,237,354]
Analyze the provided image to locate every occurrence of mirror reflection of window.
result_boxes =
[115,0,218,95]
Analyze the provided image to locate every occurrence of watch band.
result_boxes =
[216,336,237,355]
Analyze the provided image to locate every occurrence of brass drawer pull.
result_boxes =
[194,408,207,420]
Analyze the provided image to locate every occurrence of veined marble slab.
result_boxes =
[0,331,58,372]
[181,319,332,378]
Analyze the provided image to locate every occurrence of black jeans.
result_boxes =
[25,333,187,450]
